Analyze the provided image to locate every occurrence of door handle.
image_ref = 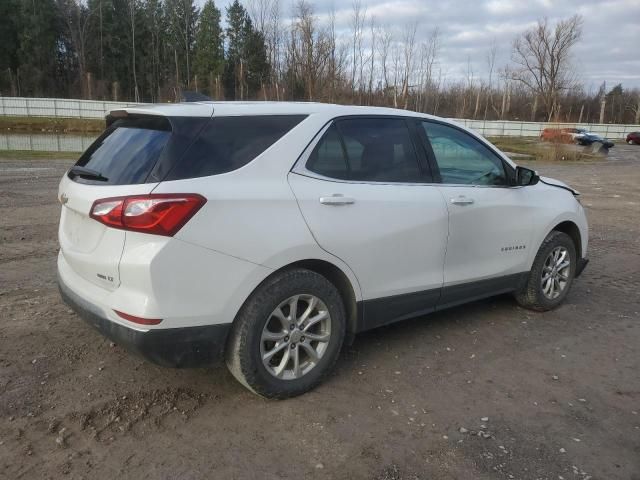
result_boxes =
[319,194,355,206]
[450,196,474,206]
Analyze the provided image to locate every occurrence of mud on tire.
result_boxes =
[515,231,577,312]
[225,268,346,399]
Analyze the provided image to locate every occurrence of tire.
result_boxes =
[515,231,577,312]
[225,268,346,399]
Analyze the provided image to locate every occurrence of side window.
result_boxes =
[306,118,423,183]
[422,122,508,186]
[306,124,350,180]
[167,115,306,180]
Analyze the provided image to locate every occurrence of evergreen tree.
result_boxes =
[165,0,199,89]
[17,0,61,96]
[244,28,269,98]
[0,0,21,94]
[193,0,224,95]
[224,0,269,99]
[142,0,167,101]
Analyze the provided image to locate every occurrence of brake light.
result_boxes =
[90,194,206,236]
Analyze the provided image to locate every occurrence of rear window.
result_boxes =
[71,117,171,185]
[165,115,306,180]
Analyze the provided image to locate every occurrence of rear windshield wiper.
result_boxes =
[68,165,109,182]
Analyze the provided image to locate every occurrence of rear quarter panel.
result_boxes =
[150,113,362,307]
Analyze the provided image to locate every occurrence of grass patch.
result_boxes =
[0,115,105,134]
[487,136,540,159]
[0,149,80,160]
[487,136,603,162]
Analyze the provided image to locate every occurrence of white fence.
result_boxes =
[0,132,96,152]
[1,97,638,154]
[0,97,139,119]
[451,118,639,140]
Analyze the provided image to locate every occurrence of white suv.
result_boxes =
[57,102,588,398]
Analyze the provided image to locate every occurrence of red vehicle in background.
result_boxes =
[627,132,640,145]
[540,128,585,143]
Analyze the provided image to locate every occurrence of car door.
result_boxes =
[288,117,449,330]
[419,120,535,307]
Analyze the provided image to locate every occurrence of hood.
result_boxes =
[540,176,580,196]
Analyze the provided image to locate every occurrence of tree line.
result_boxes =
[2,0,639,124]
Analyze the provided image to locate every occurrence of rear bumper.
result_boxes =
[575,257,589,278]
[58,272,231,368]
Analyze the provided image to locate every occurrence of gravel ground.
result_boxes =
[1,145,639,480]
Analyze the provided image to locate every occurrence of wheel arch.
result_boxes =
[552,220,582,258]
[237,259,361,338]
[279,259,360,337]
[527,214,586,270]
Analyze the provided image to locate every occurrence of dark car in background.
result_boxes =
[541,127,614,150]
[576,131,614,149]
[627,132,640,145]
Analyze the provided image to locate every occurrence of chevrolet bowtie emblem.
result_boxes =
[60,193,69,205]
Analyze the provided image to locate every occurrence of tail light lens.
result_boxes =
[90,194,206,236]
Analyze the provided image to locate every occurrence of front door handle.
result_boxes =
[319,194,355,206]
[450,196,475,206]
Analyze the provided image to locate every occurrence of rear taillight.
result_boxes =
[90,194,206,236]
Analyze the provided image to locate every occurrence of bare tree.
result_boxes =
[289,0,332,101]
[626,90,640,124]
[350,0,366,99]
[327,4,337,102]
[484,42,498,120]
[391,40,401,108]
[127,0,139,102]
[511,15,583,121]
[366,15,376,104]
[400,21,418,109]
[377,25,393,99]
[416,28,439,112]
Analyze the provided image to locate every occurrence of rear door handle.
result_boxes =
[319,194,355,206]
[450,196,474,206]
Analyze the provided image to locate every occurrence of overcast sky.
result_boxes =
[200,0,640,91]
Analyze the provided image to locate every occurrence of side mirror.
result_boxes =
[515,166,539,186]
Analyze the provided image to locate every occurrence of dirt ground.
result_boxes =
[1,145,639,480]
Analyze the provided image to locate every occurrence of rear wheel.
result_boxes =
[225,268,346,398]
[516,231,576,311]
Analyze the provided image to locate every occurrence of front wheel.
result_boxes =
[225,268,346,399]
[515,231,577,311]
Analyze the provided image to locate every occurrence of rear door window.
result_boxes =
[166,115,306,180]
[306,117,424,183]
[71,117,171,185]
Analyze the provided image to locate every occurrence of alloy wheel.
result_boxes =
[260,294,331,380]
[541,246,571,300]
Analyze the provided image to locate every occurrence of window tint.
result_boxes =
[167,115,306,180]
[306,124,350,180]
[72,117,171,185]
[422,122,507,186]
[307,118,422,183]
